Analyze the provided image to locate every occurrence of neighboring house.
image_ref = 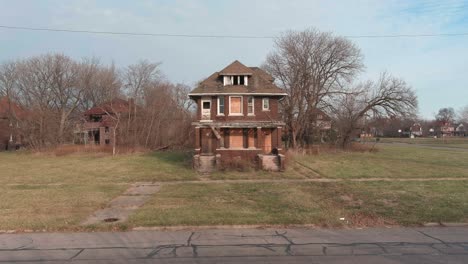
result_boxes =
[188,60,287,171]
[308,109,332,142]
[410,123,423,137]
[455,123,466,137]
[75,99,130,146]
[439,121,455,136]
[0,97,26,151]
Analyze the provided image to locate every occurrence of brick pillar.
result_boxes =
[195,127,200,150]
[256,127,263,150]
[277,127,283,150]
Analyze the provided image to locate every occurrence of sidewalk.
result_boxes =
[1,227,467,263]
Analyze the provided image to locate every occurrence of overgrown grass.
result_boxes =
[295,145,468,178]
[380,137,468,148]
[129,181,468,227]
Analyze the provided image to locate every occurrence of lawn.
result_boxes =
[0,143,467,231]
[294,145,468,178]
[380,137,468,149]
[130,181,468,227]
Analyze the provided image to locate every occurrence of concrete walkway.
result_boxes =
[0,227,467,263]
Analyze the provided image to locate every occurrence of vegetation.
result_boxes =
[0,142,467,231]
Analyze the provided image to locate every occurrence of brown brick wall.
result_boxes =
[194,95,281,122]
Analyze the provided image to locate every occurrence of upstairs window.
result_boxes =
[217,96,225,115]
[247,96,254,115]
[262,98,270,111]
[229,96,243,115]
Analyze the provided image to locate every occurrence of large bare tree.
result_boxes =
[263,28,364,148]
[332,73,418,147]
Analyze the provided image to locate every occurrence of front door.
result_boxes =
[263,130,272,154]
[201,99,211,121]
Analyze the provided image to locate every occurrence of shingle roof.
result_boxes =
[189,61,286,96]
[84,98,131,115]
[218,60,254,75]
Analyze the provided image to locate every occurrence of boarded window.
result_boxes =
[229,128,244,148]
[230,96,242,115]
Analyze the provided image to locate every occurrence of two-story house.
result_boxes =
[189,60,287,171]
[74,98,130,146]
[0,97,27,151]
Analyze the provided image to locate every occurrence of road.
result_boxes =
[1,227,467,263]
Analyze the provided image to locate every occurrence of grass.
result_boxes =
[294,145,468,178]
[0,142,467,231]
[129,181,468,227]
[380,137,468,149]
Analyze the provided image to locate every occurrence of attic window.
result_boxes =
[223,76,248,86]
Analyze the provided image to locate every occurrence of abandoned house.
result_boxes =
[0,97,26,151]
[74,99,131,146]
[189,60,287,172]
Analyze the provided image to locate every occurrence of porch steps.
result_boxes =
[259,154,281,172]
[194,154,216,173]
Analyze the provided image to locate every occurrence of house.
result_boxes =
[75,99,130,146]
[410,123,423,137]
[0,97,26,151]
[438,121,455,137]
[188,60,287,171]
[305,109,332,143]
[455,123,466,137]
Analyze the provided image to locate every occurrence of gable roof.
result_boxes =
[189,61,287,96]
[218,60,254,76]
[84,98,131,115]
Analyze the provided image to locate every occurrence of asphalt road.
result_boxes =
[1,227,467,263]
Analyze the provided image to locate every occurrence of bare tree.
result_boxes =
[263,28,364,148]
[332,73,417,148]
[435,107,456,124]
[458,105,468,123]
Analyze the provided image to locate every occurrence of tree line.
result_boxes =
[0,54,193,150]
[1,28,422,151]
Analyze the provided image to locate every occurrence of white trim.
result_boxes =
[229,96,243,116]
[262,98,270,111]
[189,92,287,96]
[217,96,225,115]
[201,99,212,120]
[247,95,255,115]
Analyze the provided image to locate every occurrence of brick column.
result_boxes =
[277,127,283,150]
[256,127,263,150]
[195,127,201,150]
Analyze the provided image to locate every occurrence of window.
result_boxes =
[203,101,210,109]
[105,127,109,133]
[229,96,243,115]
[247,96,254,115]
[224,76,248,86]
[105,139,110,145]
[217,96,225,115]
[262,98,270,111]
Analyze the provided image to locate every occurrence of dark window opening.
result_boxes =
[105,127,110,133]
[203,101,210,109]
[91,115,102,122]
[105,139,110,145]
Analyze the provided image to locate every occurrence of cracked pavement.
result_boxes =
[0,227,467,263]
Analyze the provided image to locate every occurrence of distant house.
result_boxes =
[75,99,131,146]
[410,123,423,137]
[438,121,455,137]
[188,60,287,171]
[308,109,332,142]
[455,123,466,137]
[0,97,27,151]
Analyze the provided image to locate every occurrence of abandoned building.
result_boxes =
[0,97,26,151]
[74,99,130,146]
[189,60,287,172]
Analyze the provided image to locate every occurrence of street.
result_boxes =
[0,227,467,263]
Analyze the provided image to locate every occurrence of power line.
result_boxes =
[1,25,468,39]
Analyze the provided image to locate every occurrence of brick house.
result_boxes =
[189,60,287,171]
[0,97,27,151]
[75,99,130,146]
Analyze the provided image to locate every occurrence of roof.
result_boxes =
[0,97,28,119]
[84,98,131,115]
[189,61,286,97]
[218,60,254,76]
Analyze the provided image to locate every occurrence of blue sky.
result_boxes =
[1,0,467,118]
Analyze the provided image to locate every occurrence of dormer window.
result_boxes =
[223,75,248,86]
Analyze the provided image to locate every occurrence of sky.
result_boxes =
[0,0,467,119]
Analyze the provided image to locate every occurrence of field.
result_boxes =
[0,138,467,231]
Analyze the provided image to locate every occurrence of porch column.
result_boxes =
[256,127,263,149]
[195,127,201,150]
[277,127,282,150]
